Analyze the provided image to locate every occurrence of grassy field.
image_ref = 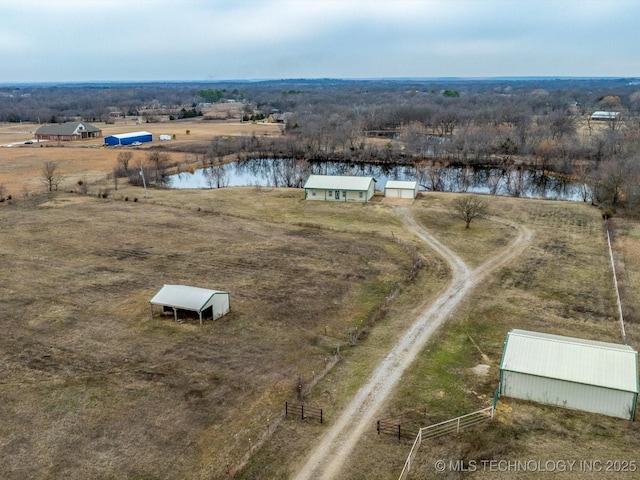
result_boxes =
[239,195,640,480]
[0,117,281,195]
[2,118,640,479]
[0,186,432,480]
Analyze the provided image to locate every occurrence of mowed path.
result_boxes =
[293,208,532,480]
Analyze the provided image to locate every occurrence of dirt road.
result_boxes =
[293,207,532,480]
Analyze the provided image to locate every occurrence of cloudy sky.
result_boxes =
[1,0,638,83]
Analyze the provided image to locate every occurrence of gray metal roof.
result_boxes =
[591,111,620,119]
[500,329,638,393]
[150,284,228,313]
[303,175,375,191]
[35,121,101,135]
[385,180,417,190]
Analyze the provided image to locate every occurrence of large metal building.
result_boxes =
[303,175,376,202]
[104,131,153,146]
[150,285,230,325]
[499,329,639,420]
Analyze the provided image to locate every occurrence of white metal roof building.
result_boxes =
[303,175,376,202]
[591,111,620,121]
[150,284,230,325]
[384,180,418,199]
[104,131,153,146]
[499,329,639,420]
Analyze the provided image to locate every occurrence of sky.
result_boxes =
[1,0,638,83]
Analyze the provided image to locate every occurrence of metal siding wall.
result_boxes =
[502,371,634,419]
[210,294,229,320]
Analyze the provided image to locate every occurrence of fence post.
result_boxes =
[285,401,288,417]
[320,409,323,424]
[398,424,401,440]
[457,417,460,432]
[301,404,304,420]
[377,420,380,434]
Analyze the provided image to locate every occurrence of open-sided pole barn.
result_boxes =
[150,285,230,325]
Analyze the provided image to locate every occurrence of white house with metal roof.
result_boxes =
[384,180,418,199]
[499,329,639,420]
[591,111,620,121]
[303,175,376,202]
[150,284,230,325]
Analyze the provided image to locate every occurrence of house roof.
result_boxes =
[105,131,152,139]
[385,180,417,190]
[500,329,638,393]
[35,121,101,136]
[150,284,228,313]
[303,175,375,191]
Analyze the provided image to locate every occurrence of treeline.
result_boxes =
[4,78,640,210]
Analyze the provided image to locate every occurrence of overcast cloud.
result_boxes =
[1,0,638,83]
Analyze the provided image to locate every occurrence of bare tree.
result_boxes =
[41,161,64,192]
[204,164,230,189]
[117,151,133,175]
[452,195,488,229]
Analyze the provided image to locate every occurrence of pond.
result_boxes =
[167,159,590,202]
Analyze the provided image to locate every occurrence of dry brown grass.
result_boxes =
[335,195,640,480]
[0,118,281,194]
[3,132,640,479]
[0,188,423,480]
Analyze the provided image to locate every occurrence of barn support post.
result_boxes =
[198,311,203,326]
[173,307,177,323]
[150,304,154,319]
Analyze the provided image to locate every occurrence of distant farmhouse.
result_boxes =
[35,121,102,141]
[591,111,620,121]
[303,175,376,202]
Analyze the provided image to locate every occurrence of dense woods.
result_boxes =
[3,78,640,211]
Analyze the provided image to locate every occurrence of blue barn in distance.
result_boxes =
[104,131,153,146]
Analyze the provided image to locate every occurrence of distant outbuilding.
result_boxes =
[104,131,153,146]
[35,121,102,141]
[303,175,376,202]
[150,284,230,325]
[591,111,620,121]
[384,180,418,199]
[499,329,639,420]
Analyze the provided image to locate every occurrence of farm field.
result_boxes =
[0,117,281,195]
[2,128,640,478]
[239,194,640,480]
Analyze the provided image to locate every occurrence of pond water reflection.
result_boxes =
[168,159,590,202]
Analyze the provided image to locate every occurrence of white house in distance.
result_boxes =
[384,180,418,199]
[591,111,620,121]
[303,175,376,202]
[149,284,230,325]
[499,329,639,420]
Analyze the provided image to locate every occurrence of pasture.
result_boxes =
[2,114,640,479]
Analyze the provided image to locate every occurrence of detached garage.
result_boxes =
[150,284,230,325]
[303,175,376,202]
[499,329,639,420]
[384,180,418,199]
[104,131,153,146]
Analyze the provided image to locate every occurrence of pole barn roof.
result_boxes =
[150,284,227,313]
[501,329,638,393]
